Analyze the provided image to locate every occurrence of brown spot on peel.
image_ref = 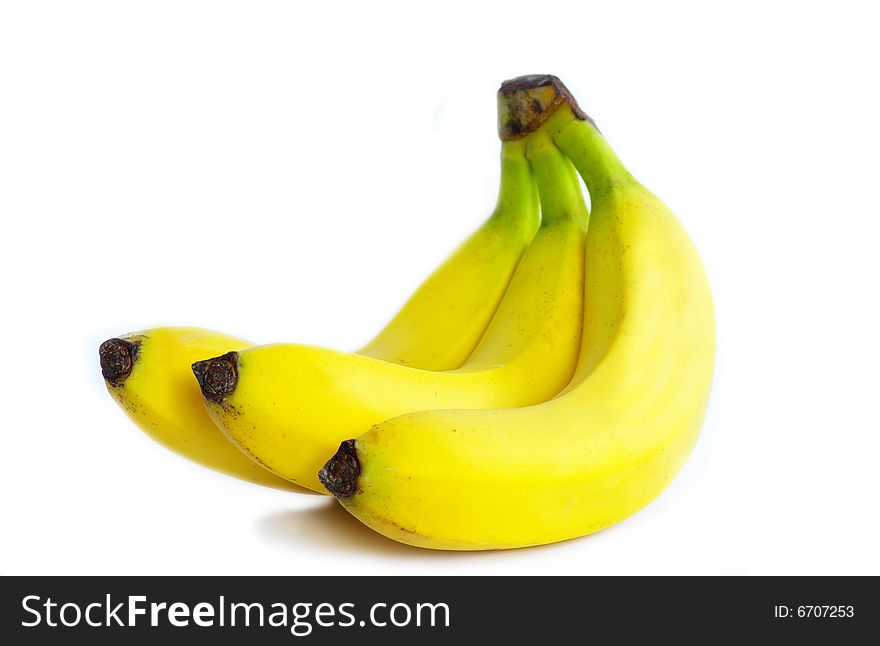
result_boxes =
[99,337,141,386]
[192,352,239,403]
[497,74,593,140]
[318,440,360,498]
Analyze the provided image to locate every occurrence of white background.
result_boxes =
[1,0,878,575]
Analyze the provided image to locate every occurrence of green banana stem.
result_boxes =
[547,106,635,203]
[525,130,589,228]
[490,139,540,233]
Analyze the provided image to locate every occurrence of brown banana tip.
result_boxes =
[192,351,239,403]
[318,440,361,498]
[99,337,141,386]
[497,73,593,140]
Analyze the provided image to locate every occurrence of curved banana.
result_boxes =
[195,130,588,492]
[99,139,539,487]
[99,327,297,489]
[319,75,715,549]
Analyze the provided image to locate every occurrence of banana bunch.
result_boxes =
[100,75,714,550]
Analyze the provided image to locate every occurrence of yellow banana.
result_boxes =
[98,327,296,489]
[319,75,715,549]
[99,139,539,487]
[196,129,588,492]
